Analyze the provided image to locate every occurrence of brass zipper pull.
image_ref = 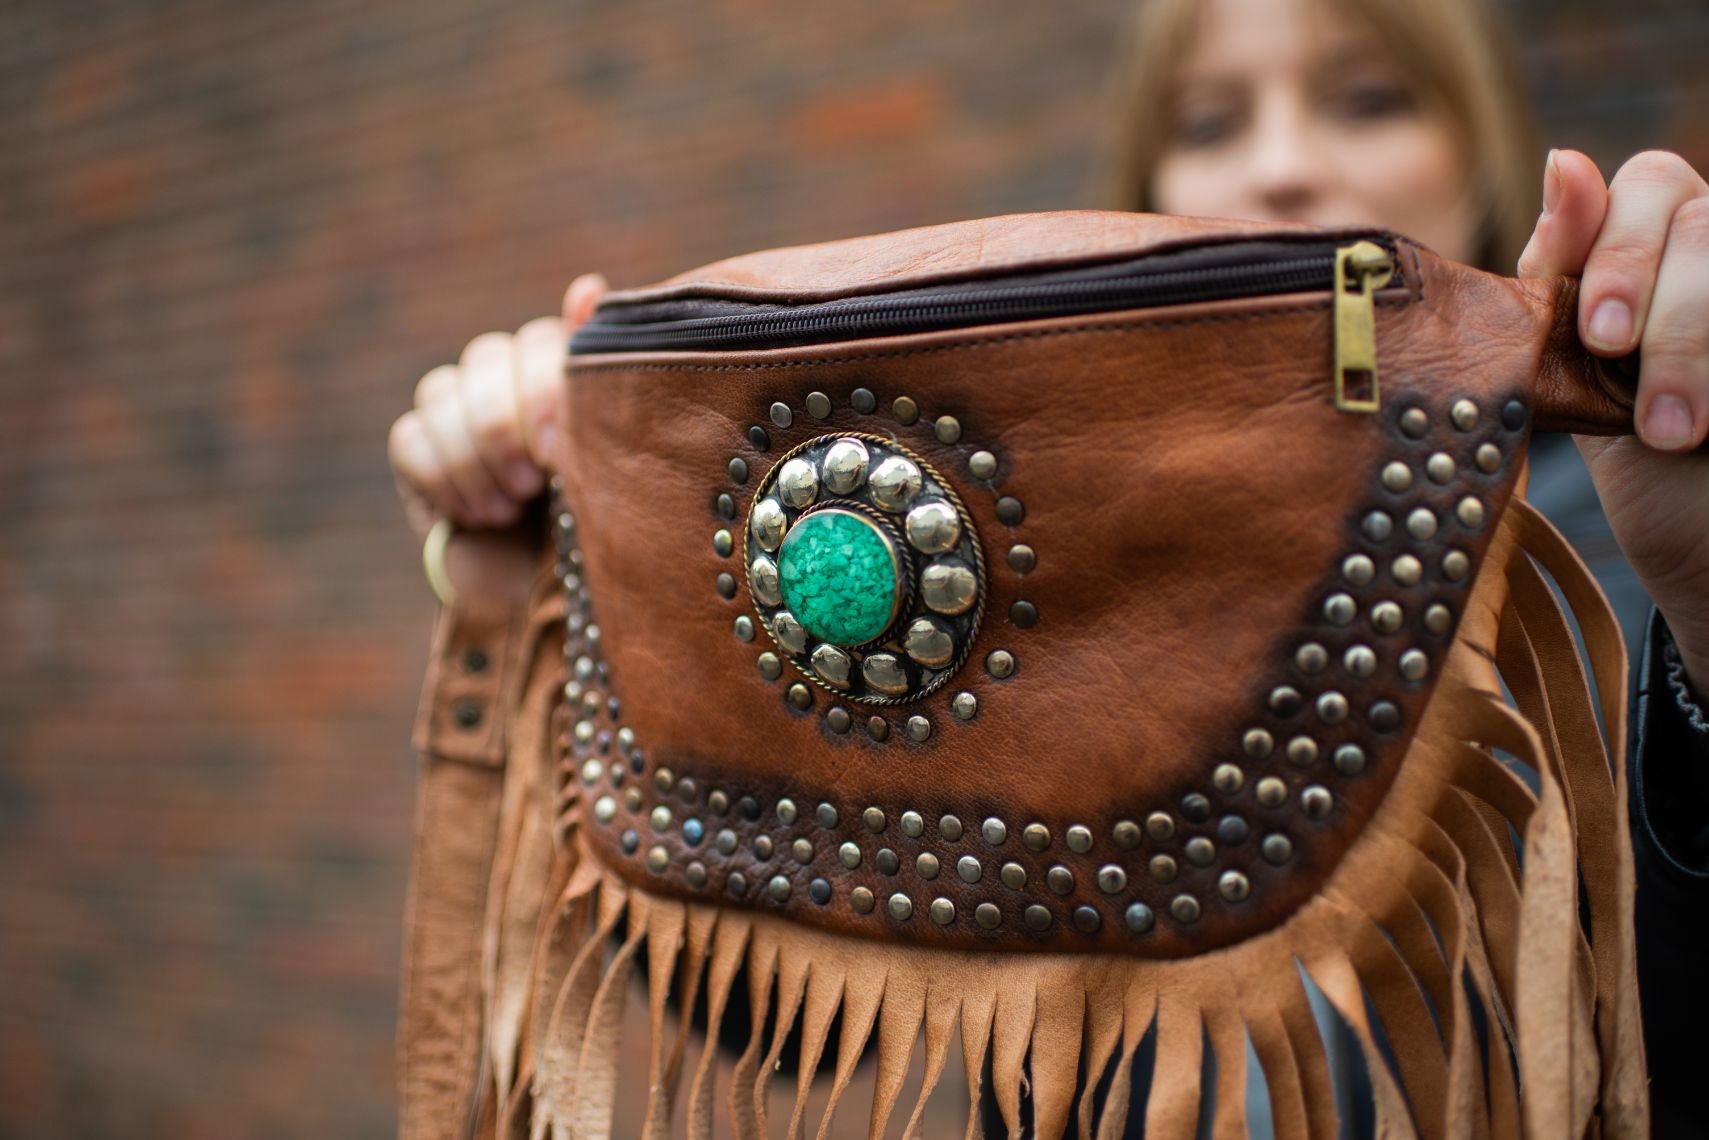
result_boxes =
[1333,240,1396,412]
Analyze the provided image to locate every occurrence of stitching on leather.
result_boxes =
[571,298,1410,375]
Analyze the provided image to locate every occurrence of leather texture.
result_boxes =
[552,212,1630,957]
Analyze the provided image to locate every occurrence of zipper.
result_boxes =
[573,236,1399,412]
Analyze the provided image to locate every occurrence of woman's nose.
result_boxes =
[1245,93,1324,219]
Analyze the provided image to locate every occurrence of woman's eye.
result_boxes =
[1325,79,1417,122]
[1169,103,1243,148]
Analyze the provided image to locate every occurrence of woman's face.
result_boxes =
[1150,0,1480,263]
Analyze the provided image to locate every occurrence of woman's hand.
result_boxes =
[389,274,608,539]
[1519,149,1709,692]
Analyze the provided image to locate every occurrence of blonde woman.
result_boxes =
[390,0,1708,1132]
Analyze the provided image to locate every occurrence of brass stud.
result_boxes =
[817,802,838,828]
[1426,452,1456,484]
[1000,862,1027,889]
[769,402,793,428]
[805,391,832,419]
[579,758,603,785]
[716,828,739,855]
[1010,600,1039,628]
[1400,407,1429,438]
[1218,870,1252,902]
[907,716,932,742]
[1363,511,1394,541]
[809,878,832,905]
[1113,820,1142,849]
[1456,497,1486,529]
[888,892,914,920]
[1256,777,1288,808]
[1295,643,1329,674]
[904,500,961,554]
[1007,544,1037,573]
[1425,603,1452,635]
[748,427,770,451]
[1181,795,1211,822]
[1343,554,1376,587]
[769,612,808,655]
[1316,691,1350,725]
[1073,906,1102,934]
[1262,833,1294,864]
[1324,594,1357,626]
[1370,701,1402,732]
[1344,644,1377,678]
[593,795,616,823]
[867,716,890,742]
[1097,864,1127,893]
[1022,823,1051,851]
[1287,735,1318,766]
[1171,895,1202,924]
[1148,854,1178,883]
[939,814,964,841]
[712,529,734,557]
[1451,398,1479,431]
[728,457,750,484]
[976,902,1002,929]
[1392,554,1422,586]
[647,845,669,873]
[715,493,737,520]
[995,497,1026,526]
[986,649,1016,679]
[930,898,957,925]
[1381,462,1413,493]
[650,804,673,831]
[981,817,1007,846]
[753,835,774,860]
[686,861,709,889]
[892,397,919,426]
[850,388,877,415]
[1066,825,1093,854]
[851,886,875,913]
[951,691,979,721]
[934,415,962,444]
[1406,509,1438,541]
[1399,649,1429,681]
[1145,812,1176,841]
[787,682,813,710]
[1024,905,1052,931]
[750,556,781,606]
[1184,837,1216,866]
[1301,785,1334,820]
[838,842,862,869]
[969,450,997,479]
[1216,814,1248,845]
[1333,744,1367,775]
[1442,550,1471,581]
[900,810,925,838]
[957,855,982,883]
[727,871,749,898]
[826,707,852,733]
[766,875,793,902]
[1125,903,1155,933]
[1047,865,1076,894]
[1213,763,1245,794]
[777,457,819,509]
[863,807,886,832]
[734,615,755,642]
[716,572,738,599]
[776,797,798,824]
[915,852,940,880]
[875,848,900,874]
[811,644,853,688]
[1371,601,1403,634]
[1475,443,1502,473]
[902,617,955,668]
[1270,685,1304,715]
[792,838,814,863]
[1242,729,1275,760]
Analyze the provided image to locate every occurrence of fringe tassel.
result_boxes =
[476,497,1645,1139]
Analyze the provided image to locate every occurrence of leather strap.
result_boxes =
[397,528,554,1140]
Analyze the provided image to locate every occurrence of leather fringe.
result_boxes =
[477,497,1646,1139]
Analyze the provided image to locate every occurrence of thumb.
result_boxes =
[1516,149,1609,278]
[563,272,609,334]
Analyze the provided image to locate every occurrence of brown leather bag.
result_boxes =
[398,212,1651,1139]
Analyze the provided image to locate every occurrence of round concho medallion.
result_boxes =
[744,433,985,703]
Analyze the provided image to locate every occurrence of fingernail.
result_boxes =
[1641,393,1694,450]
[1542,149,1561,215]
[538,424,560,463]
[487,492,517,522]
[1587,299,1632,351]
[507,457,543,496]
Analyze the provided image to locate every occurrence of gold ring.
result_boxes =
[422,517,457,607]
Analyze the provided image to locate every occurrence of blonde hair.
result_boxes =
[1100,0,1542,271]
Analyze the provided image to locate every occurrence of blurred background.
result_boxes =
[1,0,1704,1135]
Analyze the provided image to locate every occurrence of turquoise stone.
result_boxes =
[777,510,900,646]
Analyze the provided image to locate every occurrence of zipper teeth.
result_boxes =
[573,251,1338,354]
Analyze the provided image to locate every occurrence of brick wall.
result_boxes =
[0,1,1702,1135]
